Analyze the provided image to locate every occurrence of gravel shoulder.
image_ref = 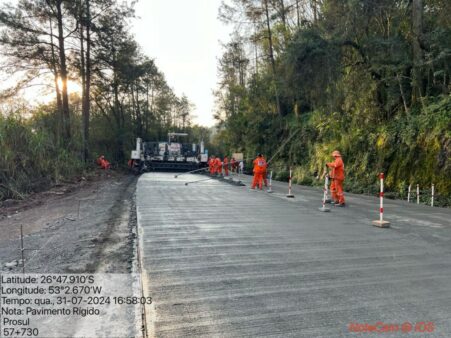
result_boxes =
[0,171,143,337]
[0,170,138,274]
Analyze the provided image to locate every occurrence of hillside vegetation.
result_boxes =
[214,0,450,205]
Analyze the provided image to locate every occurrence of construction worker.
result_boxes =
[208,156,216,175]
[215,156,222,176]
[327,150,345,206]
[251,154,267,190]
[262,155,268,187]
[223,156,229,176]
[97,155,110,170]
[230,157,236,173]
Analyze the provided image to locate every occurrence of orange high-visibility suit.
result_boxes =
[208,157,215,175]
[215,157,222,175]
[230,158,236,173]
[97,155,110,170]
[251,155,267,189]
[327,164,337,202]
[327,153,345,204]
[329,178,337,202]
[223,156,229,176]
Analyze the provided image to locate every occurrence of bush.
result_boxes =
[275,170,289,181]
[0,114,86,200]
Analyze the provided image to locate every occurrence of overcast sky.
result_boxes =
[131,0,232,127]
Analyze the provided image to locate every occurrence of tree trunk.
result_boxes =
[397,74,409,114]
[311,0,317,23]
[82,0,92,162]
[135,83,142,137]
[145,82,150,136]
[279,0,286,29]
[79,7,88,162]
[295,0,300,27]
[263,0,282,116]
[412,0,423,103]
[56,0,71,142]
[49,18,63,144]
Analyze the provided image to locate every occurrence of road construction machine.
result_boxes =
[130,133,208,172]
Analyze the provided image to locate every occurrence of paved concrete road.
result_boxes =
[137,173,451,337]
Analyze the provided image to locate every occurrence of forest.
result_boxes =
[0,0,210,200]
[214,0,450,205]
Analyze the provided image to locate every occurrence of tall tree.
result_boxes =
[78,0,92,161]
[54,0,71,141]
[411,0,423,103]
[0,0,78,143]
[263,0,282,116]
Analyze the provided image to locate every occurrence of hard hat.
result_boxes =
[332,150,341,157]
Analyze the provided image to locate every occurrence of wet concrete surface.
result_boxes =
[137,172,451,337]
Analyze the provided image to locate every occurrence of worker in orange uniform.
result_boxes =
[262,155,268,187]
[327,150,345,206]
[208,156,216,175]
[215,156,222,176]
[230,157,236,173]
[223,156,229,176]
[251,154,267,190]
[97,155,111,170]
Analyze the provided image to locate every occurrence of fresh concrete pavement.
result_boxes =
[136,172,451,337]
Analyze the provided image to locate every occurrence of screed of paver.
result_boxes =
[137,173,451,338]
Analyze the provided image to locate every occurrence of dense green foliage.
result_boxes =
[0,99,211,200]
[216,0,450,205]
[0,111,84,199]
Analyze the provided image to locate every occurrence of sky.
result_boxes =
[131,0,233,127]
[0,0,232,127]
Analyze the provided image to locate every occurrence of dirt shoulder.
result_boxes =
[0,170,138,274]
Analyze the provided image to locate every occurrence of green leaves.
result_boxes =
[214,0,450,203]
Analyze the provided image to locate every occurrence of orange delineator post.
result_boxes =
[431,183,435,207]
[319,175,331,212]
[286,168,294,198]
[372,173,390,228]
[267,170,273,193]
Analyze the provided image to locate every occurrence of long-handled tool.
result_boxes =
[174,167,208,178]
[184,177,216,186]
[267,128,300,165]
